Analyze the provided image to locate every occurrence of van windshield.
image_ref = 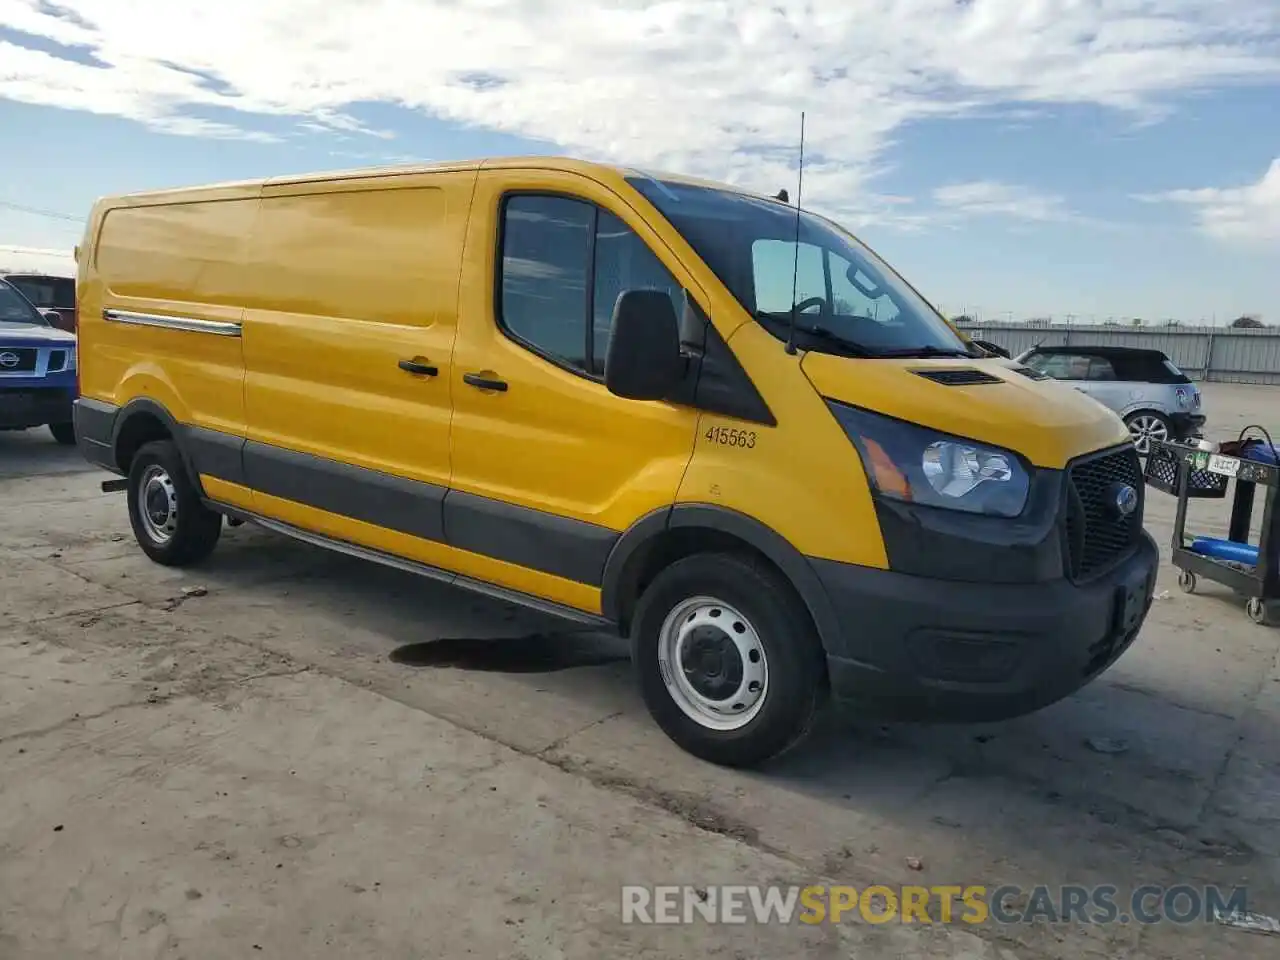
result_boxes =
[0,281,48,327]
[626,176,972,359]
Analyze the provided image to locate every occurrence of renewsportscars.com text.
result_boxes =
[621,884,1249,926]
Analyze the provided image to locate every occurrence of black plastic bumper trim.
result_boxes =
[813,531,1158,721]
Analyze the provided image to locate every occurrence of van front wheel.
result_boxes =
[127,440,222,566]
[631,552,826,768]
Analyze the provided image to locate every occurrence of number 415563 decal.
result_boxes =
[705,425,757,449]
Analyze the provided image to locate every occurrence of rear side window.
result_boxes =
[498,194,683,377]
[1109,353,1190,383]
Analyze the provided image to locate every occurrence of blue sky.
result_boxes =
[1,0,1277,324]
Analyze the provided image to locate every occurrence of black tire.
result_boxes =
[631,552,827,768]
[126,439,222,566]
[49,421,76,445]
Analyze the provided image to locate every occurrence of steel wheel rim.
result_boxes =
[138,464,179,544]
[1128,416,1168,455]
[657,596,768,731]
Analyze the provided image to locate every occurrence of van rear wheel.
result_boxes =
[127,440,222,566]
[631,552,826,767]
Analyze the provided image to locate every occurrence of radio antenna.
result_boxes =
[785,111,806,356]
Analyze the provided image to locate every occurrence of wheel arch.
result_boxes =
[600,503,845,657]
[111,398,202,493]
[1120,405,1173,424]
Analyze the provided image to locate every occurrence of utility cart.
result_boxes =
[1144,435,1280,626]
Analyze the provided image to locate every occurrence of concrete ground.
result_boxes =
[1,382,1278,959]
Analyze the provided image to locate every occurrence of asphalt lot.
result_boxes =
[2,382,1278,959]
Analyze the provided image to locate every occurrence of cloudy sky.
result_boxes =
[1,0,1277,322]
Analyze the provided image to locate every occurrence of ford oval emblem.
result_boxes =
[0,351,19,368]
[1112,483,1139,518]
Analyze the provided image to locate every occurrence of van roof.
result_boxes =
[95,156,770,207]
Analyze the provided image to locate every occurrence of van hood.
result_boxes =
[801,352,1130,469]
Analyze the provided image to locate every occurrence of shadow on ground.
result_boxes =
[390,633,630,673]
[0,430,88,478]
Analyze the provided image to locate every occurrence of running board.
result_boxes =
[218,505,613,628]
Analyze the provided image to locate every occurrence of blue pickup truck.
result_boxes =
[0,277,78,444]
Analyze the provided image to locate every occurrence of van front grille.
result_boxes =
[1063,446,1144,581]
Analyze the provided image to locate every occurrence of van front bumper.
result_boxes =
[813,531,1158,722]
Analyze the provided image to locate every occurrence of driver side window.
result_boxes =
[498,194,685,378]
[751,239,825,314]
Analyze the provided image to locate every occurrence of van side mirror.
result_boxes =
[604,290,684,401]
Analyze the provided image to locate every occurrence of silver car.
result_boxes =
[1014,345,1206,454]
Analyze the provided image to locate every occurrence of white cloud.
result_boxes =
[1139,158,1280,243]
[1,0,1279,221]
[933,181,1075,222]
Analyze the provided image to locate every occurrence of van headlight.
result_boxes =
[827,400,1030,518]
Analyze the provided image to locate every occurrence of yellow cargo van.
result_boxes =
[73,157,1158,767]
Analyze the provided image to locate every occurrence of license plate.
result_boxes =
[1208,454,1240,478]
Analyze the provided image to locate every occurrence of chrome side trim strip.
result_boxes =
[103,309,242,337]
[216,507,613,628]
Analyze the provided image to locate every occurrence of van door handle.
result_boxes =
[463,373,508,392]
[398,359,438,376]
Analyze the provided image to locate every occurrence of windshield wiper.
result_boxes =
[753,312,972,360]
[754,311,878,357]
[793,325,879,357]
[873,344,975,359]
